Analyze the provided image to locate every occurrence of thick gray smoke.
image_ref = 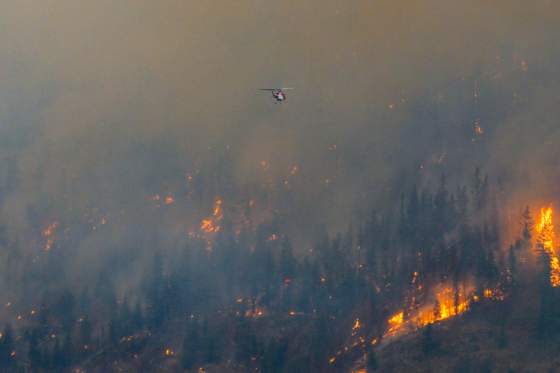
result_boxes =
[0,0,559,262]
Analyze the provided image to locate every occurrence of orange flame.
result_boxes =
[475,124,483,134]
[536,206,560,286]
[43,222,58,236]
[385,282,472,338]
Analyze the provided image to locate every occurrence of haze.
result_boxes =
[0,0,559,250]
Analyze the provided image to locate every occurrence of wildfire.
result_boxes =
[200,221,214,232]
[200,200,223,234]
[266,234,278,242]
[43,222,59,250]
[475,124,483,134]
[213,200,221,216]
[536,206,560,286]
[385,282,472,338]
[43,222,58,236]
[434,296,468,320]
[387,312,404,333]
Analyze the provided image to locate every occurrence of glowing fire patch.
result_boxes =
[536,206,560,286]
[387,312,403,333]
[43,222,58,236]
[384,282,472,339]
[475,124,483,134]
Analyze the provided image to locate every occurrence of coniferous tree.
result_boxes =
[261,244,277,306]
[537,251,558,337]
[55,289,76,333]
[433,299,441,321]
[484,201,499,261]
[522,206,535,241]
[132,299,144,331]
[433,173,449,236]
[407,185,420,243]
[0,323,15,370]
[279,236,296,281]
[456,185,469,229]
[28,329,41,373]
[367,351,379,371]
[364,212,379,281]
[261,338,287,373]
[62,333,73,367]
[79,314,92,352]
[309,259,324,309]
[118,293,134,338]
[143,249,166,330]
[182,320,200,369]
[471,167,485,213]
[95,268,118,316]
[453,275,461,315]
[498,316,508,349]
[422,323,438,355]
[25,204,42,240]
[447,192,458,229]
[397,194,408,244]
[5,157,20,194]
[486,249,499,289]
[80,285,91,315]
[201,318,220,364]
[329,234,347,287]
[508,245,517,289]
[384,341,394,373]
[38,302,48,335]
[343,223,354,256]
[251,225,278,307]
[480,174,489,212]
[234,319,258,367]
[108,317,118,346]
[474,235,488,301]
[51,337,64,369]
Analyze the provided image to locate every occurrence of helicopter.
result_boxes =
[260,88,294,102]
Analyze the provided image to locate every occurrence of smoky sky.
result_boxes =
[0,0,559,244]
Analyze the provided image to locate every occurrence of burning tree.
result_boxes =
[535,207,560,286]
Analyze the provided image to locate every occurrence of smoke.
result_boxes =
[0,0,559,256]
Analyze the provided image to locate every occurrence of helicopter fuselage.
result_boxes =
[273,90,286,101]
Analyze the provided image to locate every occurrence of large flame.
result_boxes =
[384,282,473,338]
[536,206,560,286]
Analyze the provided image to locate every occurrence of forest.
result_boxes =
[0,164,556,373]
[1,2,559,372]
